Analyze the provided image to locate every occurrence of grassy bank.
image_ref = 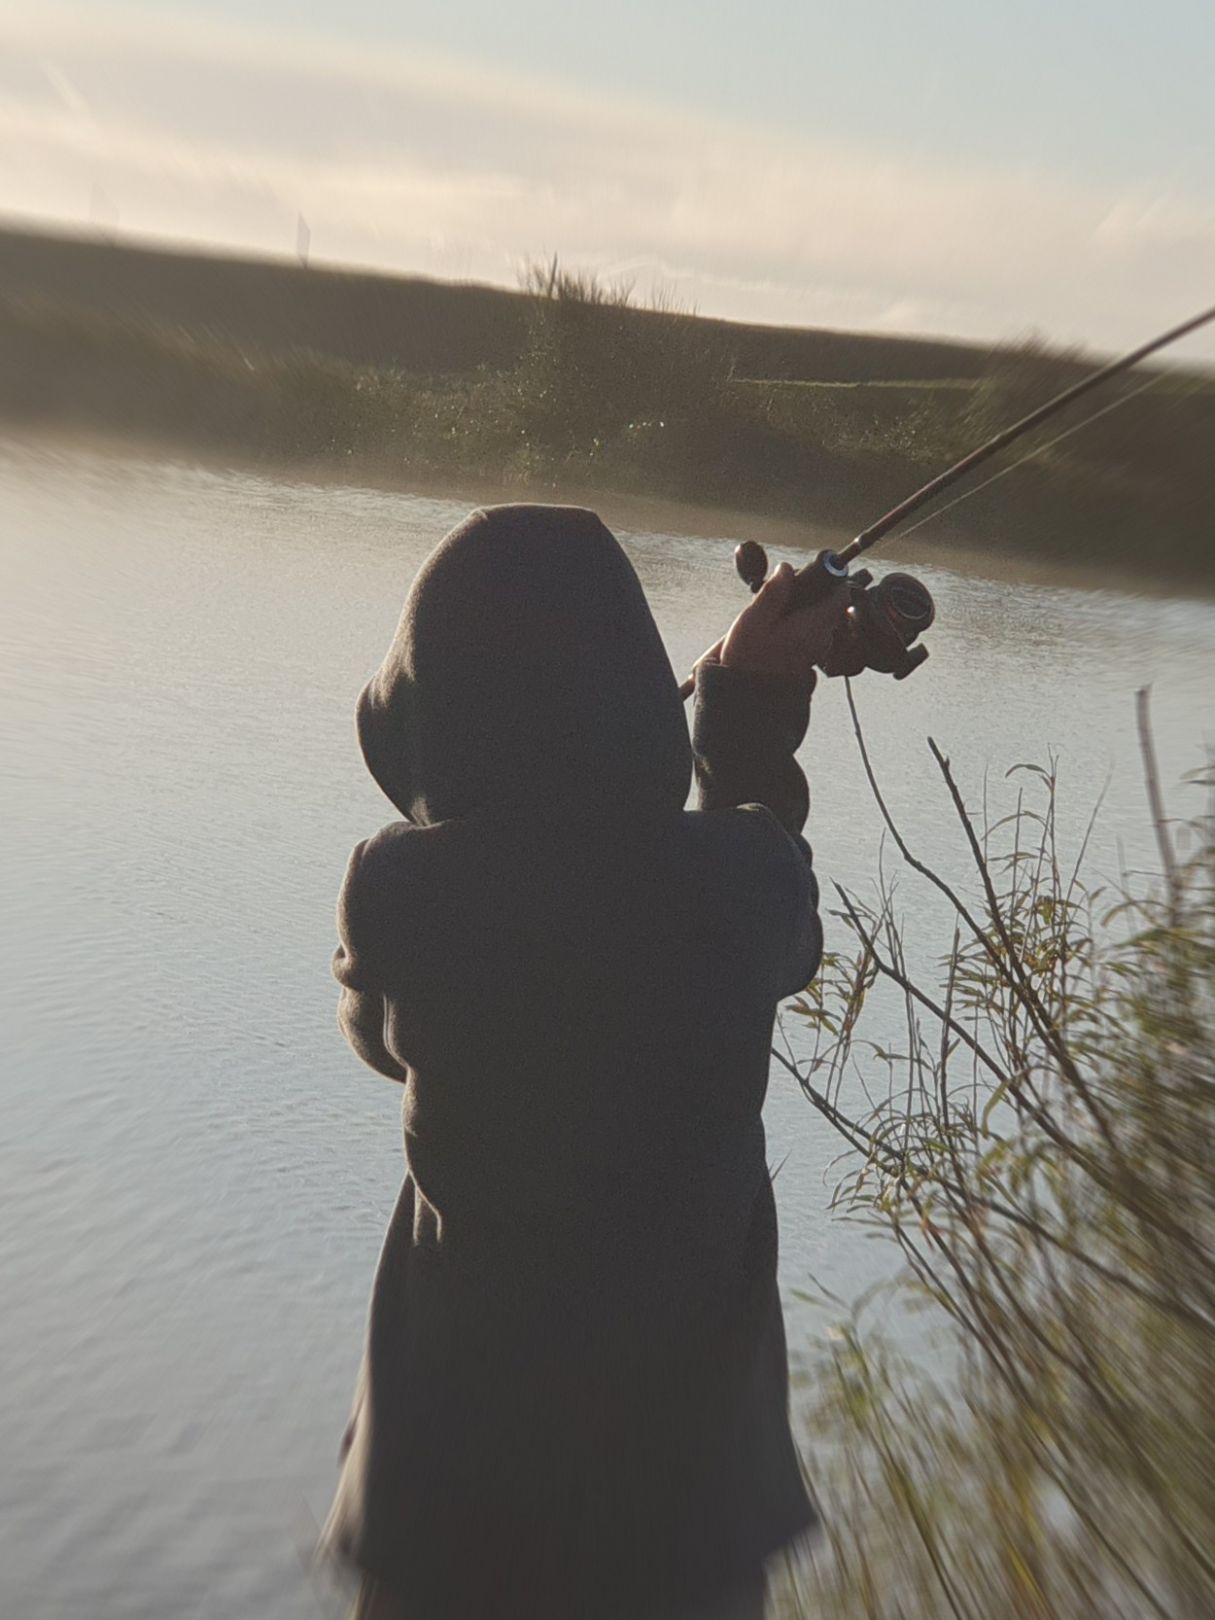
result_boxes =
[1,233,1211,585]
[0,223,996,383]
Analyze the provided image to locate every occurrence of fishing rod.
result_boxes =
[679,300,1215,699]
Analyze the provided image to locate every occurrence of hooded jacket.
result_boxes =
[321,505,822,1619]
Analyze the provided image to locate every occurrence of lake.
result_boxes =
[2,442,1212,1619]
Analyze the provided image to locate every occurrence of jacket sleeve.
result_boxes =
[692,656,823,995]
[334,838,411,1084]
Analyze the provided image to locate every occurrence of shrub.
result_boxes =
[511,256,731,455]
[780,690,1215,1620]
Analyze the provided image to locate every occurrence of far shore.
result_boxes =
[3,227,1210,596]
[6,423,1209,606]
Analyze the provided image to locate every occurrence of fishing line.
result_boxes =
[682,301,1215,699]
[892,370,1169,543]
[836,299,1215,564]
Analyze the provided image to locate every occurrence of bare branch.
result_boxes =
[1136,684,1181,927]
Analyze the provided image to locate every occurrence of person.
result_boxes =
[319,504,846,1620]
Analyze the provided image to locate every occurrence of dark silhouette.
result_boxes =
[320,505,828,1619]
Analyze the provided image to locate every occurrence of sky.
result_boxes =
[1,0,1213,356]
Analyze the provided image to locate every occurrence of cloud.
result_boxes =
[1,0,1213,356]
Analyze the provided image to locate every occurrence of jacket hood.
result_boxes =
[356,504,692,824]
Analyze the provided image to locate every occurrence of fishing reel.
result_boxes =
[735,541,935,680]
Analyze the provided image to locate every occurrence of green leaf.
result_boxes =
[980,1079,1011,1137]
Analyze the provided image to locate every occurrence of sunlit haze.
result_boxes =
[2,0,1213,354]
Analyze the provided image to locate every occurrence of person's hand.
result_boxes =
[716,561,850,681]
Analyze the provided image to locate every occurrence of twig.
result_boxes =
[845,682,1090,1125]
[1136,685,1181,927]
[926,737,1121,1151]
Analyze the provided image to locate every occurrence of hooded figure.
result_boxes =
[321,505,823,1620]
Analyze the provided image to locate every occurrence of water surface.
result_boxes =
[2,445,1211,1619]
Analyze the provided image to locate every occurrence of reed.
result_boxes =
[779,690,1215,1618]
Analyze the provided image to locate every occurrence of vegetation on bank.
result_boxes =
[780,694,1215,1618]
[1,247,1212,582]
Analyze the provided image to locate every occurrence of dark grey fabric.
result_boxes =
[321,505,822,1620]
[355,504,692,826]
[351,1567,766,1620]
